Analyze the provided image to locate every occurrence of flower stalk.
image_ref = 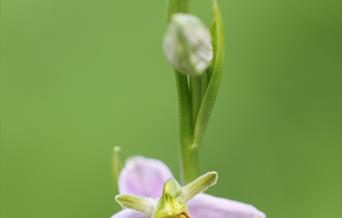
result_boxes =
[175,71,199,184]
[166,0,225,185]
[166,0,191,22]
[166,0,198,184]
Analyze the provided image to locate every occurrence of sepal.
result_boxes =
[180,171,218,202]
[115,194,155,215]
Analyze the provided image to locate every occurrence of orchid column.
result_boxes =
[163,0,225,184]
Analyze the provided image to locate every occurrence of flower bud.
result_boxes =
[163,13,213,76]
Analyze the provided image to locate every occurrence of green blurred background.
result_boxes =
[1,0,341,217]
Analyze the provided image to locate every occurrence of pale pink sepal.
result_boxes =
[188,193,266,218]
[111,209,148,218]
[118,156,173,198]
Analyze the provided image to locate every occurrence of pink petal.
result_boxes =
[188,194,266,218]
[118,156,173,198]
[111,209,149,218]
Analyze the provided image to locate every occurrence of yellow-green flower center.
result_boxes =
[152,179,191,218]
[115,172,218,218]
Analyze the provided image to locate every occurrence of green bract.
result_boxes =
[192,0,225,148]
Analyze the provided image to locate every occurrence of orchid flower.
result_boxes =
[111,157,265,218]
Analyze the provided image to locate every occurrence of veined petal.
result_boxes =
[111,209,149,218]
[118,156,173,198]
[188,194,266,218]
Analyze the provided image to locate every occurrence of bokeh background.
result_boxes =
[1,0,341,217]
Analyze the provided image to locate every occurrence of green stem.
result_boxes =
[175,73,199,184]
[167,0,191,21]
[179,145,199,184]
[167,0,199,184]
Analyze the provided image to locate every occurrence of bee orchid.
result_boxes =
[111,157,265,218]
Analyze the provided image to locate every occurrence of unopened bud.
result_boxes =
[163,13,213,76]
